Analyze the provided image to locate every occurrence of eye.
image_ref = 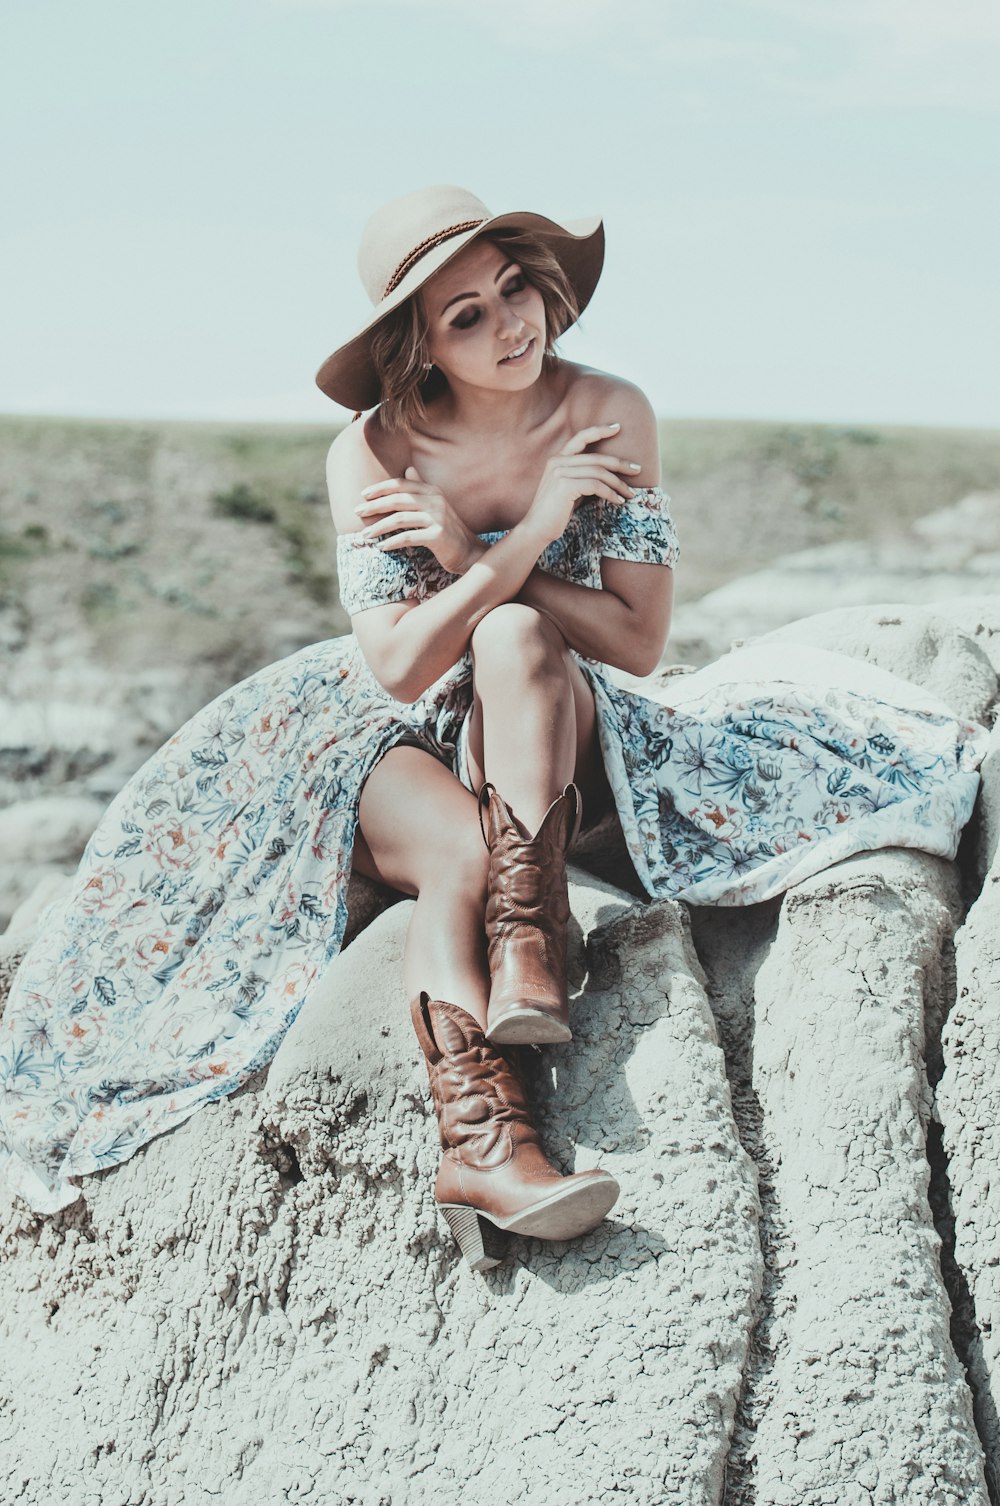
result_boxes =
[503,274,527,297]
[452,309,480,331]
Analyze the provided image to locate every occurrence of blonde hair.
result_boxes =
[368,230,582,434]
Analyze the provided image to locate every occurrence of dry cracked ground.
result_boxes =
[2,595,1000,1506]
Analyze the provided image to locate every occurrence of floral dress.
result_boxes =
[0,489,988,1213]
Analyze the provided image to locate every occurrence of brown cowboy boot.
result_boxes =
[411,992,620,1271]
[479,782,582,1045]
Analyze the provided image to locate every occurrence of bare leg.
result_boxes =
[351,744,491,1027]
[465,603,610,833]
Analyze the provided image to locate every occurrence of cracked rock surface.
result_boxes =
[2,595,999,1504]
[0,872,761,1506]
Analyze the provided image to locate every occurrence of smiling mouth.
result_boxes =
[498,337,534,364]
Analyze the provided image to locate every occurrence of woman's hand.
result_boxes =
[355,466,487,575]
[525,423,642,547]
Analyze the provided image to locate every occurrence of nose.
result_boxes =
[497,299,526,335]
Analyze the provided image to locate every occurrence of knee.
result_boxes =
[470,603,568,679]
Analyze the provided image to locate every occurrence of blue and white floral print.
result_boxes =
[0,487,987,1212]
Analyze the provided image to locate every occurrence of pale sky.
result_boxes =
[3,0,998,427]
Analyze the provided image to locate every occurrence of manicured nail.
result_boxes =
[608,421,620,429]
[629,462,641,471]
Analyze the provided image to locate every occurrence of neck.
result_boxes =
[438,366,558,436]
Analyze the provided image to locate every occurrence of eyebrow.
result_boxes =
[440,260,517,316]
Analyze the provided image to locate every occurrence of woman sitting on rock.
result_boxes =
[0,186,986,1271]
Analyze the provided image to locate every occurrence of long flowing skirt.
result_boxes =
[0,635,987,1212]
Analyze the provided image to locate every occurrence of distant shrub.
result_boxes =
[81,582,120,620]
[88,538,142,561]
[211,483,277,524]
[0,524,52,565]
[86,499,130,525]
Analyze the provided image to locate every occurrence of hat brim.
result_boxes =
[315,211,604,412]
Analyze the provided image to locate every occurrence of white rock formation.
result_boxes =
[1,593,999,1504]
[937,721,1000,1502]
[0,794,110,930]
[668,494,1000,666]
[0,874,762,1506]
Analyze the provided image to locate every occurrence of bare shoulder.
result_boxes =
[325,413,410,535]
[563,365,662,486]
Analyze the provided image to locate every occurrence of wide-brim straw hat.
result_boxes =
[315,184,605,412]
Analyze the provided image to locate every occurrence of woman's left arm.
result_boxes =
[516,557,674,676]
[516,379,674,677]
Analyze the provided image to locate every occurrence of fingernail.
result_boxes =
[629,463,641,471]
[609,421,620,429]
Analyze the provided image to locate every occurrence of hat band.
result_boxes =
[381,217,489,300]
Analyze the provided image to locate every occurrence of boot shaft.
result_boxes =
[410,993,538,1166]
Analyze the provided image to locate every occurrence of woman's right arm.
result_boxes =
[327,420,639,704]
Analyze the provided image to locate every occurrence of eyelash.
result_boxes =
[451,275,527,331]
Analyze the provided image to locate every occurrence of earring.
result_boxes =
[423,361,434,373]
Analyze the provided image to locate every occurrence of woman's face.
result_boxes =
[419,238,547,395]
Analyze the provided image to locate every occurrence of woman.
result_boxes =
[0,187,986,1271]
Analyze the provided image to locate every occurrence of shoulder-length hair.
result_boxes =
[368,229,582,434]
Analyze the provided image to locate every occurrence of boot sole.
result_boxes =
[440,1174,620,1269]
[485,1006,572,1046]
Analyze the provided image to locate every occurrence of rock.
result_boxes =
[747,852,985,1504]
[749,604,999,727]
[0,862,77,937]
[692,851,989,1505]
[667,496,1000,667]
[2,872,74,941]
[0,871,762,1506]
[0,795,106,865]
[931,595,1000,679]
[3,591,1000,1501]
[938,802,1000,1499]
[0,792,107,929]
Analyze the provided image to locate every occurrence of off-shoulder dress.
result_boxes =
[0,488,987,1211]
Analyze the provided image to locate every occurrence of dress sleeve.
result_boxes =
[335,534,425,614]
[599,485,680,567]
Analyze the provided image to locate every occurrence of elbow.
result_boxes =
[620,627,670,679]
[372,658,430,705]
[625,650,663,678]
[375,671,425,705]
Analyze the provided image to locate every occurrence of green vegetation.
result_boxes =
[210,482,278,524]
[0,412,997,668]
[0,522,53,575]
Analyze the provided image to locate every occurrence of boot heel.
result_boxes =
[440,1204,508,1272]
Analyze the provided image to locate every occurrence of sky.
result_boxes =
[2,0,998,428]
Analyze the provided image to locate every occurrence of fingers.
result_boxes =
[356,493,421,519]
[358,477,428,503]
[379,530,428,551]
[555,463,637,499]
[558,453,641,475]
[560,423,622,456]
[362,511,430,539]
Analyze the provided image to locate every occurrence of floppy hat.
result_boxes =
[315,184,605,412]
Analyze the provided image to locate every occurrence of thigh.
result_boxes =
[352,743,482,895]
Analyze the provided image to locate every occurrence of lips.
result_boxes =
[498,337,534,364]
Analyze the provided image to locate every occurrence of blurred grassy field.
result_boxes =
[1,413,998,688]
